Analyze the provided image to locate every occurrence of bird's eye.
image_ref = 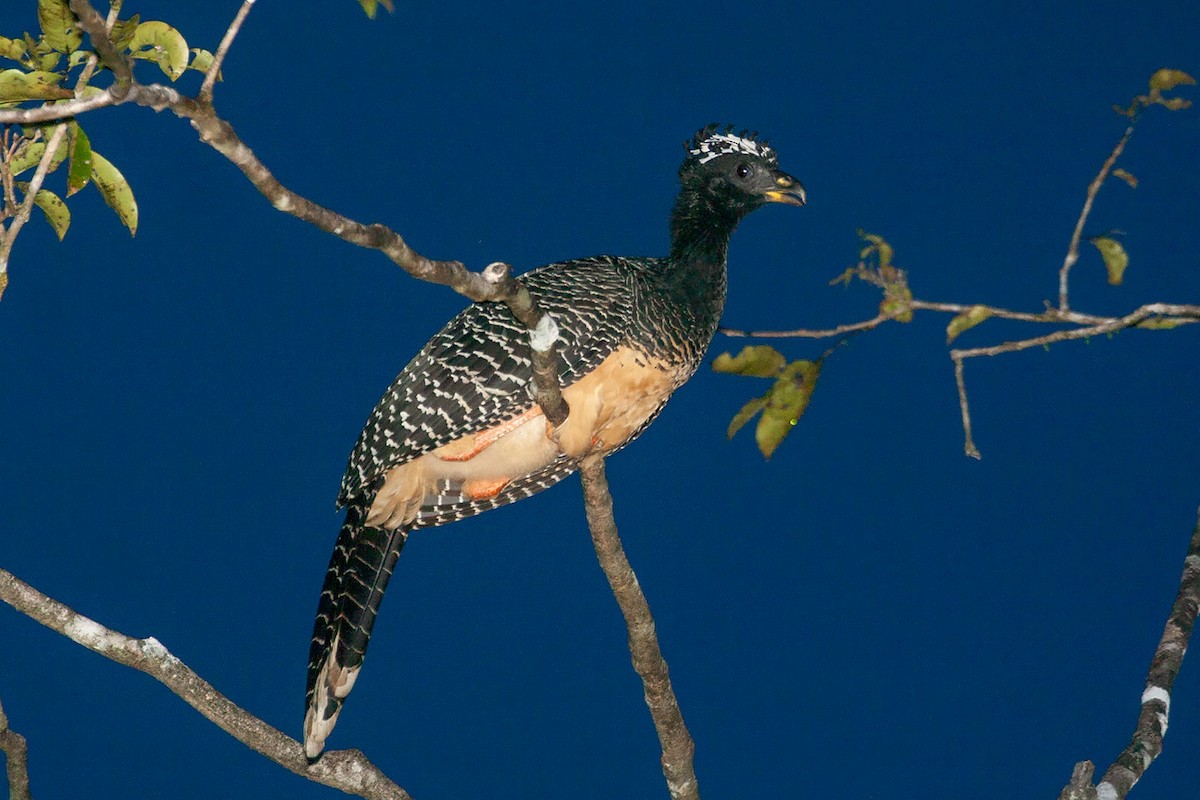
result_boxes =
[735,163,751,179]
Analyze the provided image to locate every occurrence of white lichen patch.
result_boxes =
[64,614,125,653]
[529,313,560,352]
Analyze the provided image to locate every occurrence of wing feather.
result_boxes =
[338,256,640,505]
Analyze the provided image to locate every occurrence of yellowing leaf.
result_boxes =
[881,284,914,322]
[37,0,82,54]
[1112,168,1138,189]
[727,396,766,439]
[858,229,894,269]
[1158,96,1192,111]
[0,69,72,102]
[0,36,27,62]
[17,181,70,240]
[66,123,92,196]
[946,305,994,344]
[1089,236,1128,285]
[755,360,821,459]
[129,21,189,81]
[90,151,138,235]
[358,0,395,18]
[1137,317,1185,330]
[1148,68,1197,94]
[712,345,786,377]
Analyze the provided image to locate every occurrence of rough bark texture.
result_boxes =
[580,455,699,800]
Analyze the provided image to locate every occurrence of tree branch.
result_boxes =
[1058,125,1134,311]
[0,567,411,800]
[199,0,256,103]
[0,696,31,800]
[0,3,570,425]
[1059,507,1200,799]
[579,455,699,800]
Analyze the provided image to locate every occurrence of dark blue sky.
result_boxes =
[3,1,1199,798]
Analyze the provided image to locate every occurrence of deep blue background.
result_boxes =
[2,1,1199,798]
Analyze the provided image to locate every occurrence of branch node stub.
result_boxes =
[483,261,511,284]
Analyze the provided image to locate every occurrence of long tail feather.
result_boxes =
[304,503,407,759]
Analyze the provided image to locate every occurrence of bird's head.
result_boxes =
[680,125,807,214]
[669,125,805,260]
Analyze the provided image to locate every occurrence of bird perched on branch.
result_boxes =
[304,125,806,758]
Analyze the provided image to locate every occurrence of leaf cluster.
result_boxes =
[713,345,822,459]
[0,1,216,241]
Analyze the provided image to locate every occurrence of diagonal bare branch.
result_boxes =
[0,696,32,800]
[1059,508,1200,799]
[579,455,699,800]
[199,0,257,103]
[1058,125,1135,311]
[0,567,411,800]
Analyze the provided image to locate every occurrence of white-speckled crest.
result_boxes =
[689,131,778,165]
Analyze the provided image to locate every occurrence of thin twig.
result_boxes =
[199,0,256,103]
[1059,508,1200,799]
[949,303,1199,361]
[579,455,699,800]
[951,355,980,459]
[1058,125,1134,311]
[0,567,411,800]
[720,312,893,338]
[0,696,32,800]
[0,124,71,287]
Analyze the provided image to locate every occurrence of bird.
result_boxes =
[303,125,806,759]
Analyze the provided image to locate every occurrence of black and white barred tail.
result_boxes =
[304,503,407,760]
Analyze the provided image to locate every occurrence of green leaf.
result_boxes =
[90,151,138,235]
[109,14,141,52]
[755,360,821,459]
[0,69,72,102]
[186,48,217,77]
[946,305,994,344]
[727,396,766,439]
[17,181,70,240]
[37,0,83,54]
[712,345,787,377]
[129,21,189,81]
[1112,168,1138,189]
[1148,68,1197,94]
[1089,236,1128,285]
[9,141,46,175]
[66,123,92,196]
[0,36,28,62]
